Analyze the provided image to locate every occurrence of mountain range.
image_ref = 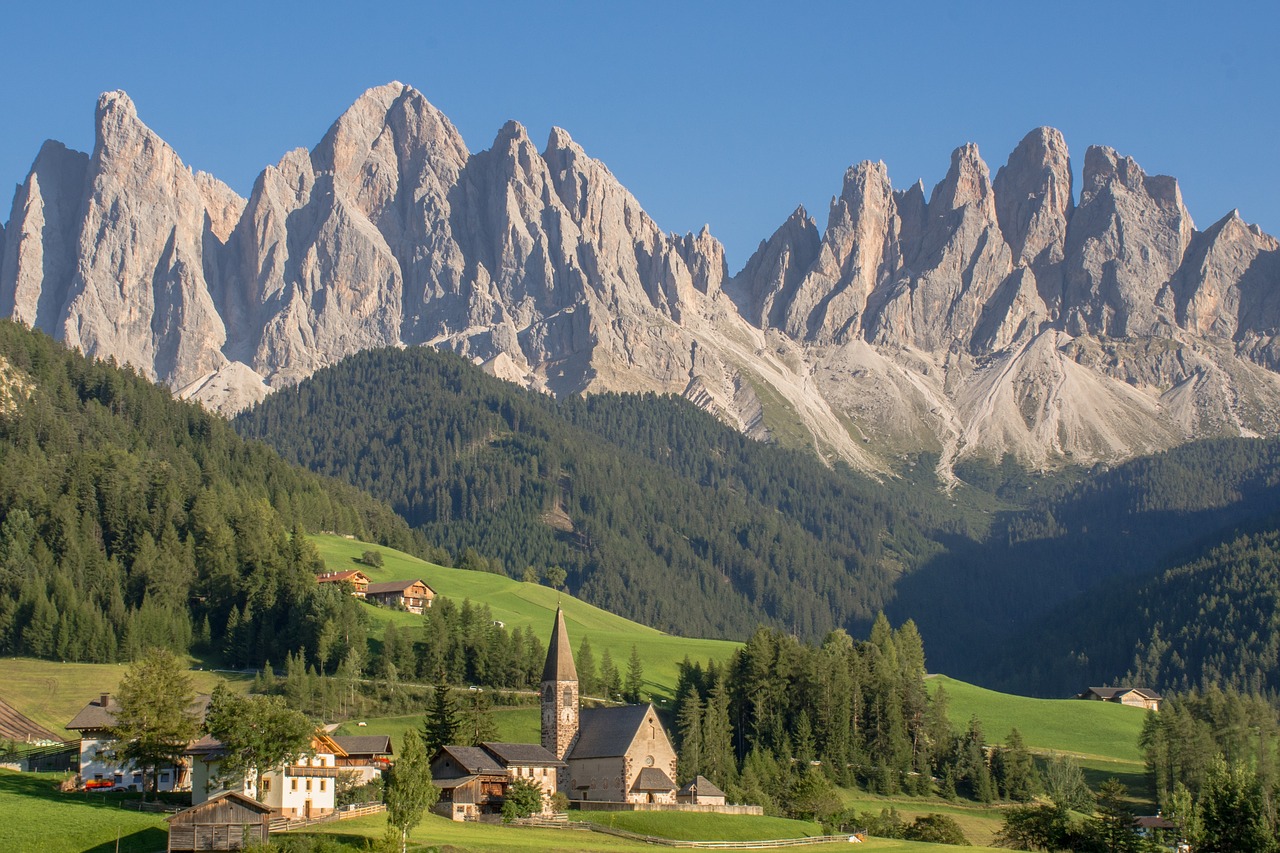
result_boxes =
[4,82,1280,473]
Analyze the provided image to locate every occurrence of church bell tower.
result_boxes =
[541,607,579,769]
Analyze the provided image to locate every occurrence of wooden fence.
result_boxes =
[512,818,862,848]
[270,802,386,833]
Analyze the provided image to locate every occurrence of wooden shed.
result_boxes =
[167,791,272,852]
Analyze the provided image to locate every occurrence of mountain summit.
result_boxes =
[4,86,1280,473]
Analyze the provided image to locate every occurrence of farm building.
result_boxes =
[330,734,392,784]
[364,579,435,614]
[67,692,209,792]
[315,569,370,596]
[166,791,272,852]
[1079,686,1162,712]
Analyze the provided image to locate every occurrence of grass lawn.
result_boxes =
[311,534,741,699]
[930,674,1146,763]
[307,810,1001,851]
[0,770,168,853]
[570,810,824,840]
[0,658,253,740]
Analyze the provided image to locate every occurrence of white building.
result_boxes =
[67,692,209,792]
[187,732,346,819]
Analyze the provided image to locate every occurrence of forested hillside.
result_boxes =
[235,347,960,640]
[0,321,429,668]
[236,344,1280,698]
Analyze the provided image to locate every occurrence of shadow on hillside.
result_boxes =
[84,828,167,853]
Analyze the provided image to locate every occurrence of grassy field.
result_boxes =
[0,771,168,853]
[311,534,742,699]
[307,809,1004,851]
[570,810,824,839]
[838,790,1007,848]
[333,705,540,746]
[931,674,1146,763]
[0,659,253,740]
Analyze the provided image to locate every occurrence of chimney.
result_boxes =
[100,693,110,708]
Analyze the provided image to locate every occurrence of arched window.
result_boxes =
[563,686,574,706]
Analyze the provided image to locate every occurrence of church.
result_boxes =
[541,608,679,804]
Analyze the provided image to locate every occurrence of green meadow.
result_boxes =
[0,771,168,853]
[311,534,742,699]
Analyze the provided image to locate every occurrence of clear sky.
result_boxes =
[2,0,1276,270]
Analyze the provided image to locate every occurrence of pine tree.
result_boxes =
[676,692,703,784]
[625,644,644,703]
[422,684,461,754]
[576,638,598,697]
[599,648,621,700]
[701,672,735,789]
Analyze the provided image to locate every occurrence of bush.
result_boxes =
[359,549,383,568]
[501,777,544,821]
[905,813,970,846]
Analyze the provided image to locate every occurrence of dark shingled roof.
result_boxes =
[434,744,505,776]
[1085,686,1162,701]
[633,766,676,792]
[69,693,210,732]
[331,735,393,757]
[567,704,653,759]
[481,742,564,766]
[365,579,433,596]
[678,775,726,798]
[541,607,577,683]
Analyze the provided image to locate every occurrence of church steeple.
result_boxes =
[541,607,579,768]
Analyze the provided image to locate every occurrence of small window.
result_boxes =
[262,779,270,792]
[320,780,326,792]
[563,686,573,706]
[291,779,298,792]
[306,779,312,792]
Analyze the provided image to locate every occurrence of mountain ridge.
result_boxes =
[5,84,1280,473]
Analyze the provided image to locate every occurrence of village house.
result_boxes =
[315,569,370,597]
[330,734,393,785]
[364,579,435,614]
[187,731,347,819]
[1079,686,1163,712]
[165,790,272,852]
[67,692,210,792]
[430,744,513,820]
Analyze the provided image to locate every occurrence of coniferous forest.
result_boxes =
[0,321,428,668]
[235,344,1280,697]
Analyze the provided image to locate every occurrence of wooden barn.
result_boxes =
[166,791,272,852]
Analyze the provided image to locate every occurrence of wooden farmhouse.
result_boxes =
[431,744,513,820]
[67,691,209,792]
[364,579,435,614]
[166,791,271,852]
[1079,686,1162,712]
[315,569,370,597]
[330,734,393,784]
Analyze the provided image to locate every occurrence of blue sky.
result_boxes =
[3,1,1276,269]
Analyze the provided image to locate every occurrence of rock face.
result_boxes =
[4,92,1280,472]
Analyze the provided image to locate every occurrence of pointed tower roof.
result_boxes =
[542,607,577,682]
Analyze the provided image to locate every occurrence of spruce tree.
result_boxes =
[625,644,644,703]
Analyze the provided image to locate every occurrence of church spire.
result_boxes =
[542,606,578,683]
[541,606,579,768]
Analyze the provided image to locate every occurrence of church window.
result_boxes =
[563,686,573,706]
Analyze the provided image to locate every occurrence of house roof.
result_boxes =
[568,704,654,759]
[316,570,369,584]
[541,607,577,683]
[166,790,273,822]
[679,775,726,798]
[365,579,434,596]
[633,766,676,792]
[1085,686,1162,701]
[186,729,344,759]
[481,742,565,767]
[1135,815,1178,830]
[331,735,392,757]
[434,744,506,775]
[68,693,210,732]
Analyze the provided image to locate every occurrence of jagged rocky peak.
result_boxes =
[993,127,1073,288]
[730,205,821,329]
[1176,209,1280,345]
[1063,145,1195,338]
[1,140,90,332]
[673,225,728,296]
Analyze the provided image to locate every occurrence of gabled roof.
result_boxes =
[316,570,369,584]
[68,693,210,732]
[568,704,654,760]
[434,744,505,775]
[166,790,272,822]
[481,742,564,767]
[541,607,577,683]
[365,579,434,595]
[1085,686,1162,700]
[679,775,726,798]
[633,766,676,792]
[331,735,392,757]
